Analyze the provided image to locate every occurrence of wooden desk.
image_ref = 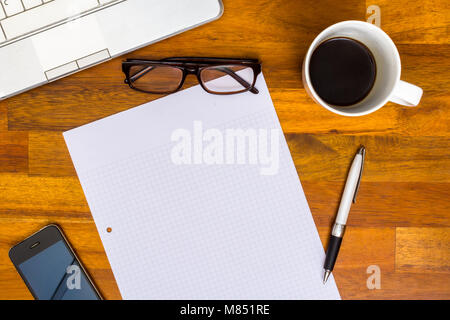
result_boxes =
[0,0,448,299]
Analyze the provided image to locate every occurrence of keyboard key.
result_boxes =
[1,0,99,40]
[77,49,111,68]
[22,0,43,10]
[0,5,6,20]
[1,0,24,16]
[45,61,78,80]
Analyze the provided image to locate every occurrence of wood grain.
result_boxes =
[0,0,449,299]
[305,181,450,228]
[396,228,450,273]
[0,131,28,173]
[0,174,89,214]
[28,132,76,177]
[335,270,450,299]
[368,0,450,44]
[0,103,7,131]
[287,134,450,182]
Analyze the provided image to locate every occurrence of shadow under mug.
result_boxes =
[302,20,423,117]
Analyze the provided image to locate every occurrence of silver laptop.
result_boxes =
[0,0,223,100]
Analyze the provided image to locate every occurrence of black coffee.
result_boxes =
[309,37,376,106]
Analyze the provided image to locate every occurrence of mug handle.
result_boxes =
[389,80,423,107]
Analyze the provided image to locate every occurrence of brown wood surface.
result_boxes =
[0,0,449,300]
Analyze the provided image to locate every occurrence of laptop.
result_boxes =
[0,0,223,100]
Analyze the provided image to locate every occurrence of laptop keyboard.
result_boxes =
[0,0,123,45]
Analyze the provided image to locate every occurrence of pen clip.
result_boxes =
[352,146,366,203]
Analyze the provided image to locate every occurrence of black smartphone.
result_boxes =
[9,224,102,300]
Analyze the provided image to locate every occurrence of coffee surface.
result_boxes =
[309,37,376,106]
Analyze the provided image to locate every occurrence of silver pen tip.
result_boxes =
[357,146,366,155]
[323,270,331,284]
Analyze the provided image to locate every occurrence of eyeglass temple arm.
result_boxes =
[125,66,155,84]
[215,67,259,94]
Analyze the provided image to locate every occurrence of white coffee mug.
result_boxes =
[302,21,423,116]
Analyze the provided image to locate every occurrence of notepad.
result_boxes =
[63,73,340,299]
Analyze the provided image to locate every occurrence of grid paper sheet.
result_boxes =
[63,73,340,299]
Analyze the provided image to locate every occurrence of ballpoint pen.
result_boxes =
[323,146,366,284]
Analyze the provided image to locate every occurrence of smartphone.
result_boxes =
[9,224,102,300]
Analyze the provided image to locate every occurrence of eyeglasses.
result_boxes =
[122,57,262,95]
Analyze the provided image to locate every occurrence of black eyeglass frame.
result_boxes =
[122,57,262,95]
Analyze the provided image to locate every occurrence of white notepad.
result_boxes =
[63,74,340,299]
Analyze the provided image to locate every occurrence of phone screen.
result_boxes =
[11,226,101,300]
